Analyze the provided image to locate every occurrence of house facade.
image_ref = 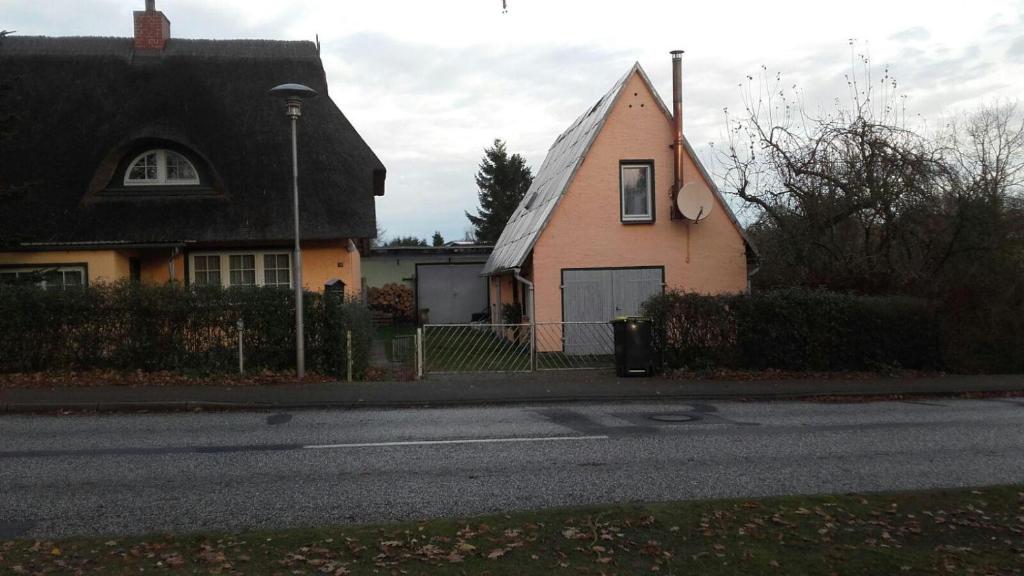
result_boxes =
[482,54,756,346]
[0,2,384,294]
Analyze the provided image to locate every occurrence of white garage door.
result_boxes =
[417,263,489,324]
[562,267,664,354]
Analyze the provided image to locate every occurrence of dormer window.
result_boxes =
[124,149,200,186]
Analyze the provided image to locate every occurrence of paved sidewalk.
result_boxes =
[1,371,1022,413]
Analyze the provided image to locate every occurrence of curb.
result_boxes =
[2,388,1021,414]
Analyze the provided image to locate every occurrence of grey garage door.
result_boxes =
[416,263,488,324]
[562,267,664,354]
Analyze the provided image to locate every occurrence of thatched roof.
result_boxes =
[0,36,385,248]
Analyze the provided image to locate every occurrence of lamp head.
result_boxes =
[269,83,318,118]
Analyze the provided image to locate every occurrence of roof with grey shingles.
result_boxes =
[482,62,754,275]
[0,35,385,248]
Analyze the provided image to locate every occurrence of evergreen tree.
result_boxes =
[465,139,534,244]
[385,236,427,247]
[431,231,445,246]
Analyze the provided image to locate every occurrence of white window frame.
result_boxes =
[620,162,654,222]
[228,254,257,287]
[0,265,87,290]
[192,255,222,287]
[124,149,201,186]
[262,253,292,288]
[188,251,292,289]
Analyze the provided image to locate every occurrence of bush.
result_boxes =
[936,284,1024,374]
[643,288,942,372]
[0,282,374,378]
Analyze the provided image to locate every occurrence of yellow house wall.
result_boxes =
[139,251,184,284]
[1,241,361,295]
[531,71,748,326]
[300,240,362,295]
[0,250,130,284]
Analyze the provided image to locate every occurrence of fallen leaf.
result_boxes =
[456,542,476,553]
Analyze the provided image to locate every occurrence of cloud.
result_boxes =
[322,33,632,239]
[890,27,931,42]
[1009,36,1024,62]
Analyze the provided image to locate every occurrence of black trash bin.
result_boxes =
[611,316,655,377]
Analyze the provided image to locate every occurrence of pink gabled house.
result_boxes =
[482,52,757,346]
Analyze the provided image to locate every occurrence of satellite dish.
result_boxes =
[676,182,714,222]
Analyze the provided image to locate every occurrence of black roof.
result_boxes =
[0,36,385,248]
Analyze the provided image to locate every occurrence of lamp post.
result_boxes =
[269,83,318,378]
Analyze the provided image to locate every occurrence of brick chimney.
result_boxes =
[134,0,170,51]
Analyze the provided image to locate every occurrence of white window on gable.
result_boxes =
[621,162,654,222]
[124,149,200,186]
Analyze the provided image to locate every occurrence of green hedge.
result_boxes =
[642,289,943,372]
[0,282,373,377]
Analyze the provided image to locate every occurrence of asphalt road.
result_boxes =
[1,397,1022,539]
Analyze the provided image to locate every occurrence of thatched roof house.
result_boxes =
[0,1,384,292]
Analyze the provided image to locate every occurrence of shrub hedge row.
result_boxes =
[0,282,374,377]
[642,288,946,372]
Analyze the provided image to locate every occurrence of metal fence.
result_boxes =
[391,334,417,363]
[420,322,614,374]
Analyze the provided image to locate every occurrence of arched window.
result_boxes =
[124,149,200,186]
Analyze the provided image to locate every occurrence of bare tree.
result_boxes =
[720,48,946,292]
[931,103,1024,287]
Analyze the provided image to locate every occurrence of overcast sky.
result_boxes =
[4,0,1023,242]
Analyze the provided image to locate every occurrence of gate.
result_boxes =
[421,322,614,374]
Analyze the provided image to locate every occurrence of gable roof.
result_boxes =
[482,62,754,276]
[0,36,385,248]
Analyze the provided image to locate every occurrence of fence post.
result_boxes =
[236,317,245,375]
[346,330,353,383]
[530,321,536,372]
[416,327,424,380]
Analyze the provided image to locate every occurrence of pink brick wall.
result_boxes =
[530,71,749,325]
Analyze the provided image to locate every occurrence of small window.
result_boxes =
[124,149,200,186]
[621,162,654,222]
[263,254,291,288]
[228,255,256,287]
[193,255,222,287]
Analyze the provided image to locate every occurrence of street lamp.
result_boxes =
[269,83,318,378]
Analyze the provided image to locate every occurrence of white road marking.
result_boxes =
[303,435,609,450]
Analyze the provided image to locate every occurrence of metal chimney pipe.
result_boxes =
[670,50,684,219]
[145,0,156,11]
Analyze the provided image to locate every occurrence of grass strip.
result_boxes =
[3,485,1022,575]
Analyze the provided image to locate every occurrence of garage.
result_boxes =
[416,263,489,324]
[561,267,664,354]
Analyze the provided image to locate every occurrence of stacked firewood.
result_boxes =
[367,283,414,321]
